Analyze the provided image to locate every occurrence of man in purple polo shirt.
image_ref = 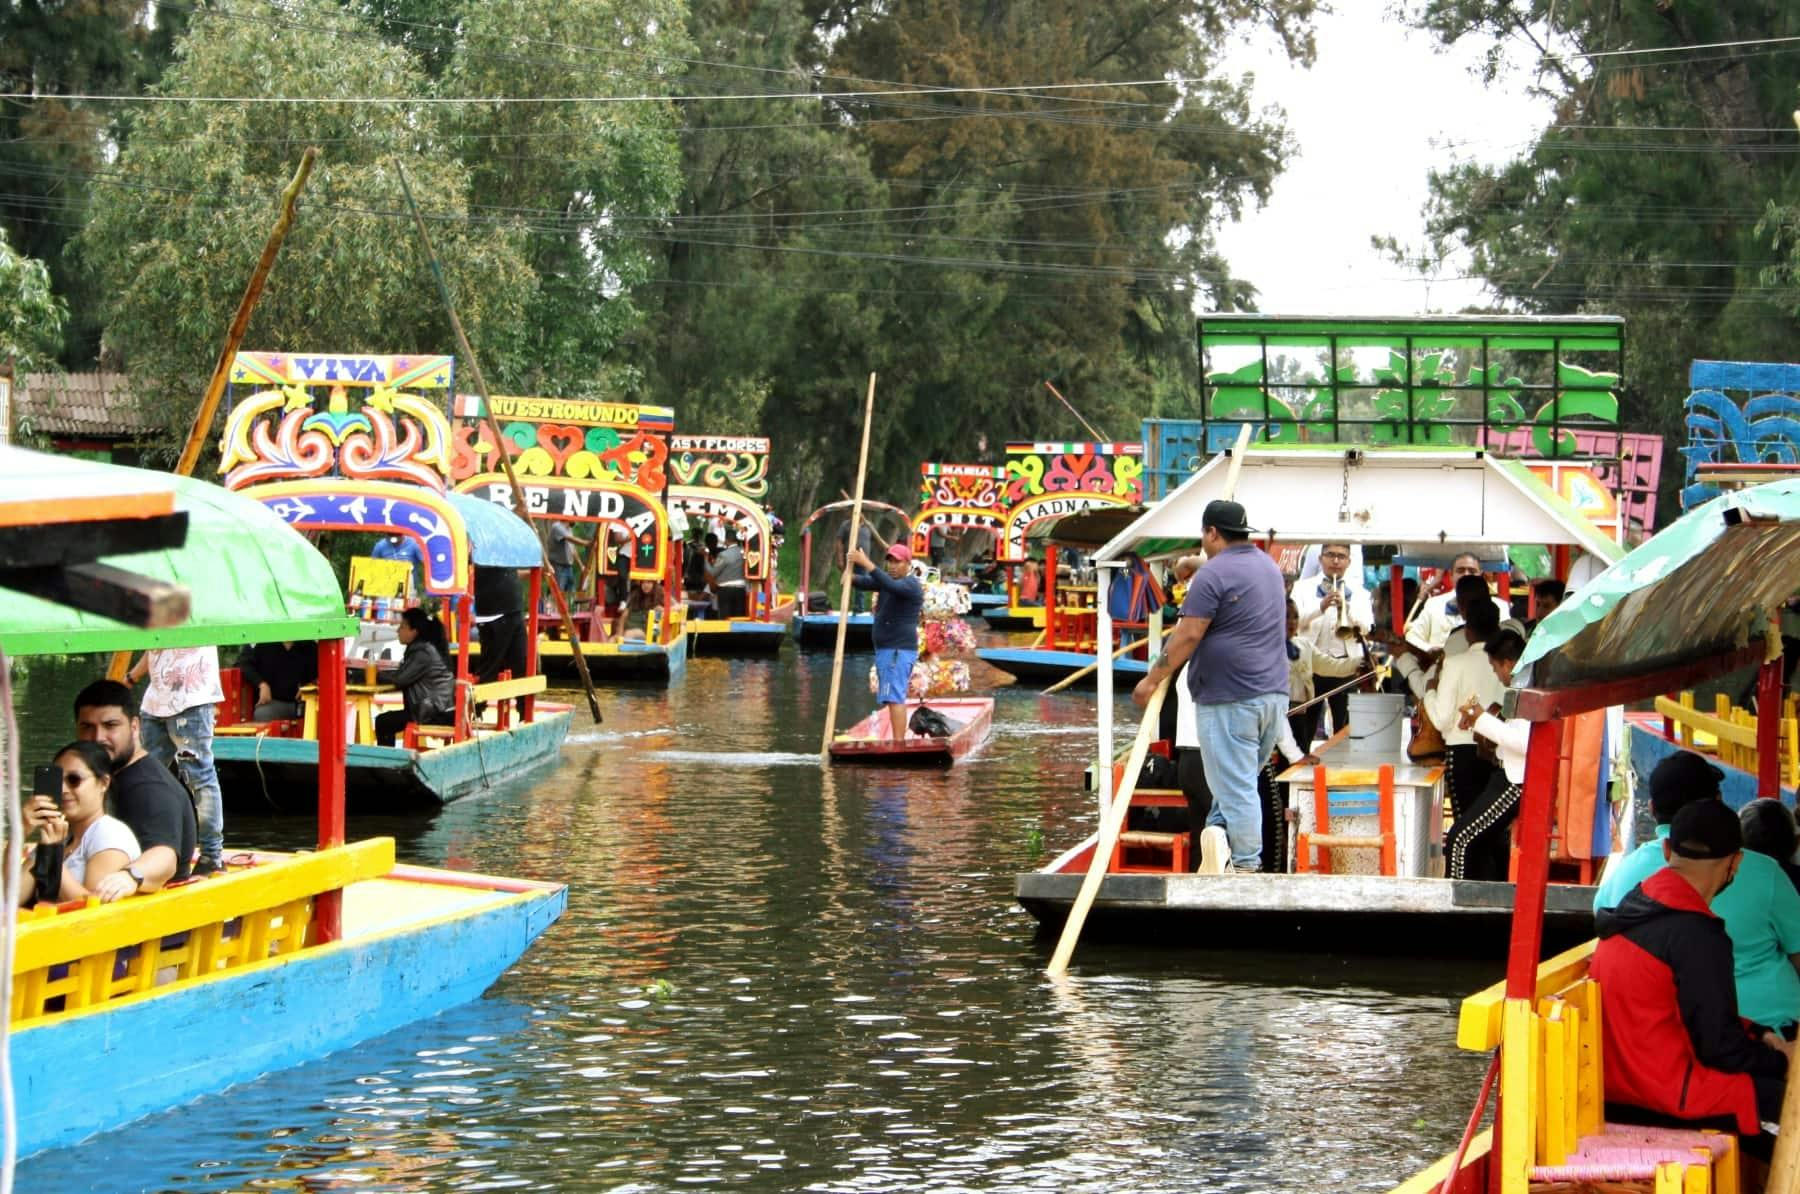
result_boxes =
[1132,499,1289,872]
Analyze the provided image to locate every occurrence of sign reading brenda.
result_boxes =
[449,394,675,580]
[999,442,1143,562]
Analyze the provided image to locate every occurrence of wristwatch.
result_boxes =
[125,864,146,891]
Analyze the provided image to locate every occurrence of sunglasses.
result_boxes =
[62,771,89,789]
[1321,552,1350,561]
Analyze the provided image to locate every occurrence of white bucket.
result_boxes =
[1344,692,1406,755]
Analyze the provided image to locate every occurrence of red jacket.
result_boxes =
[1590,867,1787,1135]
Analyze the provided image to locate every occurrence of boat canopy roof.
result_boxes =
[799,499,911,536]
[0,450,356,656]
[1093,446,1626,565]
[1519,478,1800,693]
[443,491,543,568]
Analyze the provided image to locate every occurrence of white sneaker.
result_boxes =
[1197,826,1228,875]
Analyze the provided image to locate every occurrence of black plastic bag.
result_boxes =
[908,705,956,738]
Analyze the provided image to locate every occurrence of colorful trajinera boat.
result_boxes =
[791,499,915,648]
[0,444,566,1158]
[827,697,995,765]
[211,353,572,811]
[668,434,791,654]
[1017,440,1627,953]
[449,394,688,681]
[1393,478,1800,1193]
[981,441,1144,631]
[910,462,1007,614]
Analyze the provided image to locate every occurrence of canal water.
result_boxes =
[12,649,1493,1192]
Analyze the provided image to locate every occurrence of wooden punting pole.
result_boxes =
[395,162,603,725]
[108,148,317,683]
[821,374,877,757]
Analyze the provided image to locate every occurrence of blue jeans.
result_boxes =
[141,704,222,861]
[554,564,577,599]
[1194,691,1286,871]
[874,648,918,706]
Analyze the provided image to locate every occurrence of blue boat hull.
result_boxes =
[687,619,788,655]
[539,631,688,680]
[215,709,572,813]
[966,591,1008,612]
[982,605,1044,630]
[976,646,1151,686]
[13,881,567,1159]
[794,612,874,648]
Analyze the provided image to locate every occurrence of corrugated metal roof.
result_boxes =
[13,371,159,438]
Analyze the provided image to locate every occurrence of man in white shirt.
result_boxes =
[1405,551,1511,653]
[1290,542,1373,735]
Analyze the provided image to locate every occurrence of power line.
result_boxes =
[0,77,1191,107]
[1542,33,1800,62]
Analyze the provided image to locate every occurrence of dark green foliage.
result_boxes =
[1393,0,1800,520]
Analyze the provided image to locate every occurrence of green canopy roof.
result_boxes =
[1520,478,1800,690]
[0,450,357,656]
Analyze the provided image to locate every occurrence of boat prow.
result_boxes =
[828,697,994,765]
[13,842,566,1158]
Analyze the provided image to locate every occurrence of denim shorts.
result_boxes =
[874,648,918,705]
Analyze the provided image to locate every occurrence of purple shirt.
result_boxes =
[1182,543,1289,704]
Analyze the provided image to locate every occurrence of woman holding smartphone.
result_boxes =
[20,740,141,905]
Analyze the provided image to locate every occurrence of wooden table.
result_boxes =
[298,682,394,747]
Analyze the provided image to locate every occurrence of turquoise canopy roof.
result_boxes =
[1521,478,1800,690]
[444,491,543,569]
[0,449,357,656]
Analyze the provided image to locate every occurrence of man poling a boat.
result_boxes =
[1130,499,1289,874]
[847,542,924,740]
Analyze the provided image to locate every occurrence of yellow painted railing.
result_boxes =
[11,838,395,1026]
[1655,690,1800,789]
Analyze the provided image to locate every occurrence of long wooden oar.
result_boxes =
[395,163,603,725]
[1042,625,1172,696]
[1045,423,1253,977]
[821,374,877,757]
[1046,680,1165,977]
[1769,1047,1800,1188]
[108,148,318,683]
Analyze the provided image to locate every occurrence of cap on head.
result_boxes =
[1201,499,1253,535]
[886,543,913,563]
[1649,750,1726,824]
[1668,798,1743,860]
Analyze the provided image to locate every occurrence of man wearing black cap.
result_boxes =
[1594,751,1732,912]
[1132,498,1288,873]
[1590,800,1790,1146]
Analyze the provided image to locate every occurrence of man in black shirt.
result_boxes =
[235,641,318,721]
[472,566,530,713]
[72,679,198,899]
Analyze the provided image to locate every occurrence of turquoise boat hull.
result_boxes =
[975,646,1151,687]
[215,708,572,813]
[12,875,566,1159]
[793,611,874,648]
[687,619,787,655]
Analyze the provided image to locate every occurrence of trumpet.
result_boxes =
[1330,577,1357,640]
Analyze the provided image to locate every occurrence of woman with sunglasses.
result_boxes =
[19,740,141,905]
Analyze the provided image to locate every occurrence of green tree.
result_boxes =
[0,225,67,371]
[1393,0,1800,521]
[632,0,1315,520]
[0,0,189,366]
[76,0,536,458]
[442,0,689,395]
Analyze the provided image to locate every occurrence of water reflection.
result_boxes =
[11,649,1484,1191]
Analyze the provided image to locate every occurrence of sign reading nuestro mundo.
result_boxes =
[476,395,675,429]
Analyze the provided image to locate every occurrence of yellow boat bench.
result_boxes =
[11,840,395,1025]
[1400,940,1741,1194]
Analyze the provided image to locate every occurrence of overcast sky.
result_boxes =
[1211,3,1556,315]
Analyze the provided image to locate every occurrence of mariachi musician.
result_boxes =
[1290,541,1373,736]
